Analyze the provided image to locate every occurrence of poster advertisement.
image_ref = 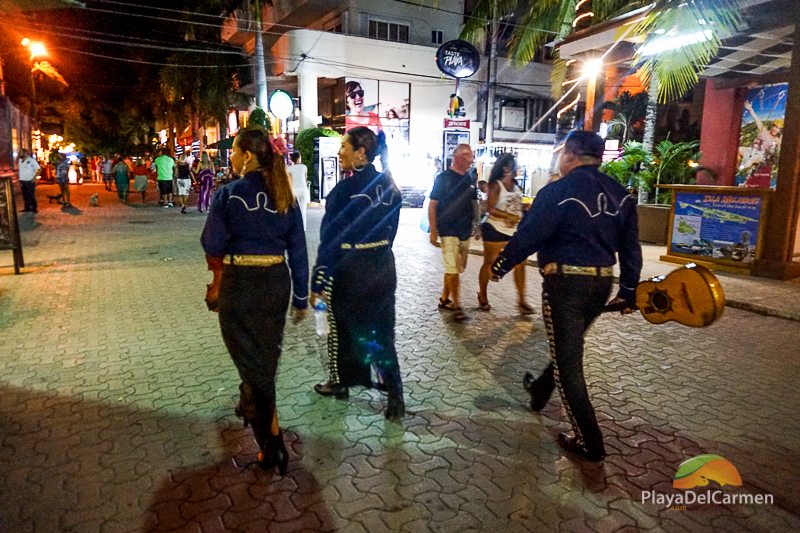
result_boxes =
[377,80,410,149]
[736,83,787,188]
[670,191,762,263]
[443,129,470,170]
[343,78,410,170]
[344,78,381,132]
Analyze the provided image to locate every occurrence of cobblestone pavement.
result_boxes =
[1,183,799,532]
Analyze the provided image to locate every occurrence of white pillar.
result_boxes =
[298,69,319,130]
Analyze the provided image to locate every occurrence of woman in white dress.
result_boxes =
[287,151,308,229]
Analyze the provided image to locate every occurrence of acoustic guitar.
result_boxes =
[606,263,725,327]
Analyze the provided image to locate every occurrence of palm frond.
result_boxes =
[633,0,743,102]
[549,54,568,100]
[507,0,577,65]
[460,0,518,46]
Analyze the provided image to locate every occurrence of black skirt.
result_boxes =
[326,247,399,388]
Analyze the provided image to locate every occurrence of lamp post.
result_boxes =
[20,38,47,126]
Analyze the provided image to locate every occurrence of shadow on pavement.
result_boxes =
[144,428,336,531]
[16,214,41,232]
[0,383,335,531]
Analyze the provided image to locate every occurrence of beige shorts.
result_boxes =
[441,236,469,274]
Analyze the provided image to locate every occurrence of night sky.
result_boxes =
[1,1,236,122]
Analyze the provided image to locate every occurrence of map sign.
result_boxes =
[670,191,763,263]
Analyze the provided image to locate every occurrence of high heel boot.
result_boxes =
[384,370,405,421]
[270,432,289,475]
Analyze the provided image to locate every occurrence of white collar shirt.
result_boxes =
[19,156,41,181]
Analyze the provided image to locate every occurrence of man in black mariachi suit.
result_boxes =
[491,131,642,461]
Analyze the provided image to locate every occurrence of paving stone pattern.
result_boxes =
[1,184,799,532]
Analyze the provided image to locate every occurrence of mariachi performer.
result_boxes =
[491,131,642,462]
[201,126,308,475]
[311,126,405,420]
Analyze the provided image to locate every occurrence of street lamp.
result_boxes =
[20,38,47,125]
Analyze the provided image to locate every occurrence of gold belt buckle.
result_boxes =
[225,254,284,267]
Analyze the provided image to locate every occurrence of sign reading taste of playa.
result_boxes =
[435,40,480,79]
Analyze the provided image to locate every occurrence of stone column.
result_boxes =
[297,68,318,130]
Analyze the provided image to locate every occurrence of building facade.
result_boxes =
[223,0,558,195]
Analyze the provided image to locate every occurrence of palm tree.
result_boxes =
[603,91,649,143]
[225,0,273,108]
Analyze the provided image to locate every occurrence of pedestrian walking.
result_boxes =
[311,127,405,421]
[195,152,215,213]
[428,143,476,321]
[17,149,41,213]
[490,131,642,462]
[111,157,130,202]
[286,151,308,229]
[201,125,308,475]
[102,154,114,191]
[88,155,98,183]
[132,158,149,203]
[55,153,72,207]
[478,153,534,314]
[175,155,193,214]
[154,149,176,207]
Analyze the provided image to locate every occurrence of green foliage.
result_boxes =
[601,141,653,191]
[650,138,701,184]
[602,139,710,203]
[603,91,649,142]
[294,128,341,200]
[248,107,271,130]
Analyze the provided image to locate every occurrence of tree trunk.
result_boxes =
[167,118,176,157]
[218,119,228,167]
[485,5,498,143]
[191,108,200,157]
[254,2,268,109]
[640,74,659,204]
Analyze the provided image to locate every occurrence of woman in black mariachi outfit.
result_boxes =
[311,126,405,420]
[201,126,308,475]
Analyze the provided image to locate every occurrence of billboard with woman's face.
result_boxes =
[344,78,410,142]
[344,78,381,132]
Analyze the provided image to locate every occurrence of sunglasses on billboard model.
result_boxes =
[347,90,364,99]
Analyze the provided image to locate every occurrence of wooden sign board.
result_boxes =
[0,175,24,274]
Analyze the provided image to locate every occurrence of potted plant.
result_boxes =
[602,139,713,244]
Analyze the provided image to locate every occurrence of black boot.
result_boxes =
[557,432,605,462]
[258,431,289,475]
[314,381,349,399]
[384,369,405,421]
[523,365,555,412]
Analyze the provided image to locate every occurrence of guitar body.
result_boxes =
[634,264,725,327]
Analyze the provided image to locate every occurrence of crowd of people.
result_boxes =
[15,149,244,212]
[18,126,642,475]
[199,125,642,477]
